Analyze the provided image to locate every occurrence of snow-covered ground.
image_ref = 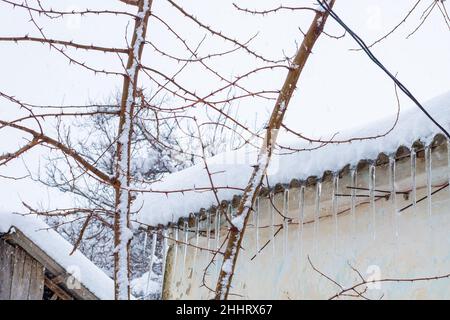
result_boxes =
[0,212,115,300]
[134,91,450,226]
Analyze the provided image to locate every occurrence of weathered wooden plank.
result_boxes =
[27,259,44,300]
[19,251,33,299]
[0,240,14,299]
[10,246,26,300]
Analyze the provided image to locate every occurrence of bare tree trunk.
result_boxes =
[114,0,152,300]
[214,0,336,300]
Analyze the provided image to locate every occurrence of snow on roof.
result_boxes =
[134,91,450,227]
[0,212,114,300]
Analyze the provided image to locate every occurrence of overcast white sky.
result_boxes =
[0,0,449,212]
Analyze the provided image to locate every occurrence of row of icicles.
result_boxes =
[141,141,449,297]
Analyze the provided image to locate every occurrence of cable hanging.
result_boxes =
[317,0,450,139]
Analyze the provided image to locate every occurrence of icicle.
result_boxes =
[162,229,168,258]
[206,211,211,252]
[389,156,399,238]
[215,209,221,250]
[298,186,305,261]
[332,174,339,253]
[254,198,260,255]
[160,228,169,289]
[193,216,200,274]
[142,232,148,256]
[349,168,358,263]
[173,225,179,271]
[283,190,290,257]
[297,185,305,298]
[170,225,179,285]
[145,232,157,299]
[411,149,417,213]
[182,220,189,272]
[214,206,228,277]
[313,182,321,256]
[369,164,376,240]
[426,146,432,217]
[270,193,276,257]
[215,209,222,276]
[350,168,357,239]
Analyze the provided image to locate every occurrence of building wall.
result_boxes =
[0,239,45,300]
[164,141,450,299]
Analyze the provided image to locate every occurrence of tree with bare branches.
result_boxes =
[1,0,449,301]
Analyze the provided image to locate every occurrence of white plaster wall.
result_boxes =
[164,143,450,299]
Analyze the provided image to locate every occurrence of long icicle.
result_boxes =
[216,209,221,250]
[350,168,357,242]
[298,186,305,260]
[411,149,417,213]
[313,182,321,257]
[389,156,399,238]
[269,195,276,298]
[142,232,148,256]
[182,220,189,273]
[160,228,169,299]
[206,211,211,252]
[369,164,376,240]
[193,216,200,275]
[283,189,290,257]
[298,185,305,298]
[144,232,157,300]
[215,209,222,276]
[255,197,260,256]
[271,193,276,257]
[172,225,179,283]
[426,146,432,217]
[332,174,339,254]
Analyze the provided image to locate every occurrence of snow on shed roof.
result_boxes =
[0,212,114,300]
[134,91,450,227]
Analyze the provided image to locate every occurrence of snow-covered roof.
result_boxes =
[0,212,114,300]
[134,91,450,227]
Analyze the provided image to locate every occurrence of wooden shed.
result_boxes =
[0,213,114,300]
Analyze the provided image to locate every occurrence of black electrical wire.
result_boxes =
[317,0,450,139]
